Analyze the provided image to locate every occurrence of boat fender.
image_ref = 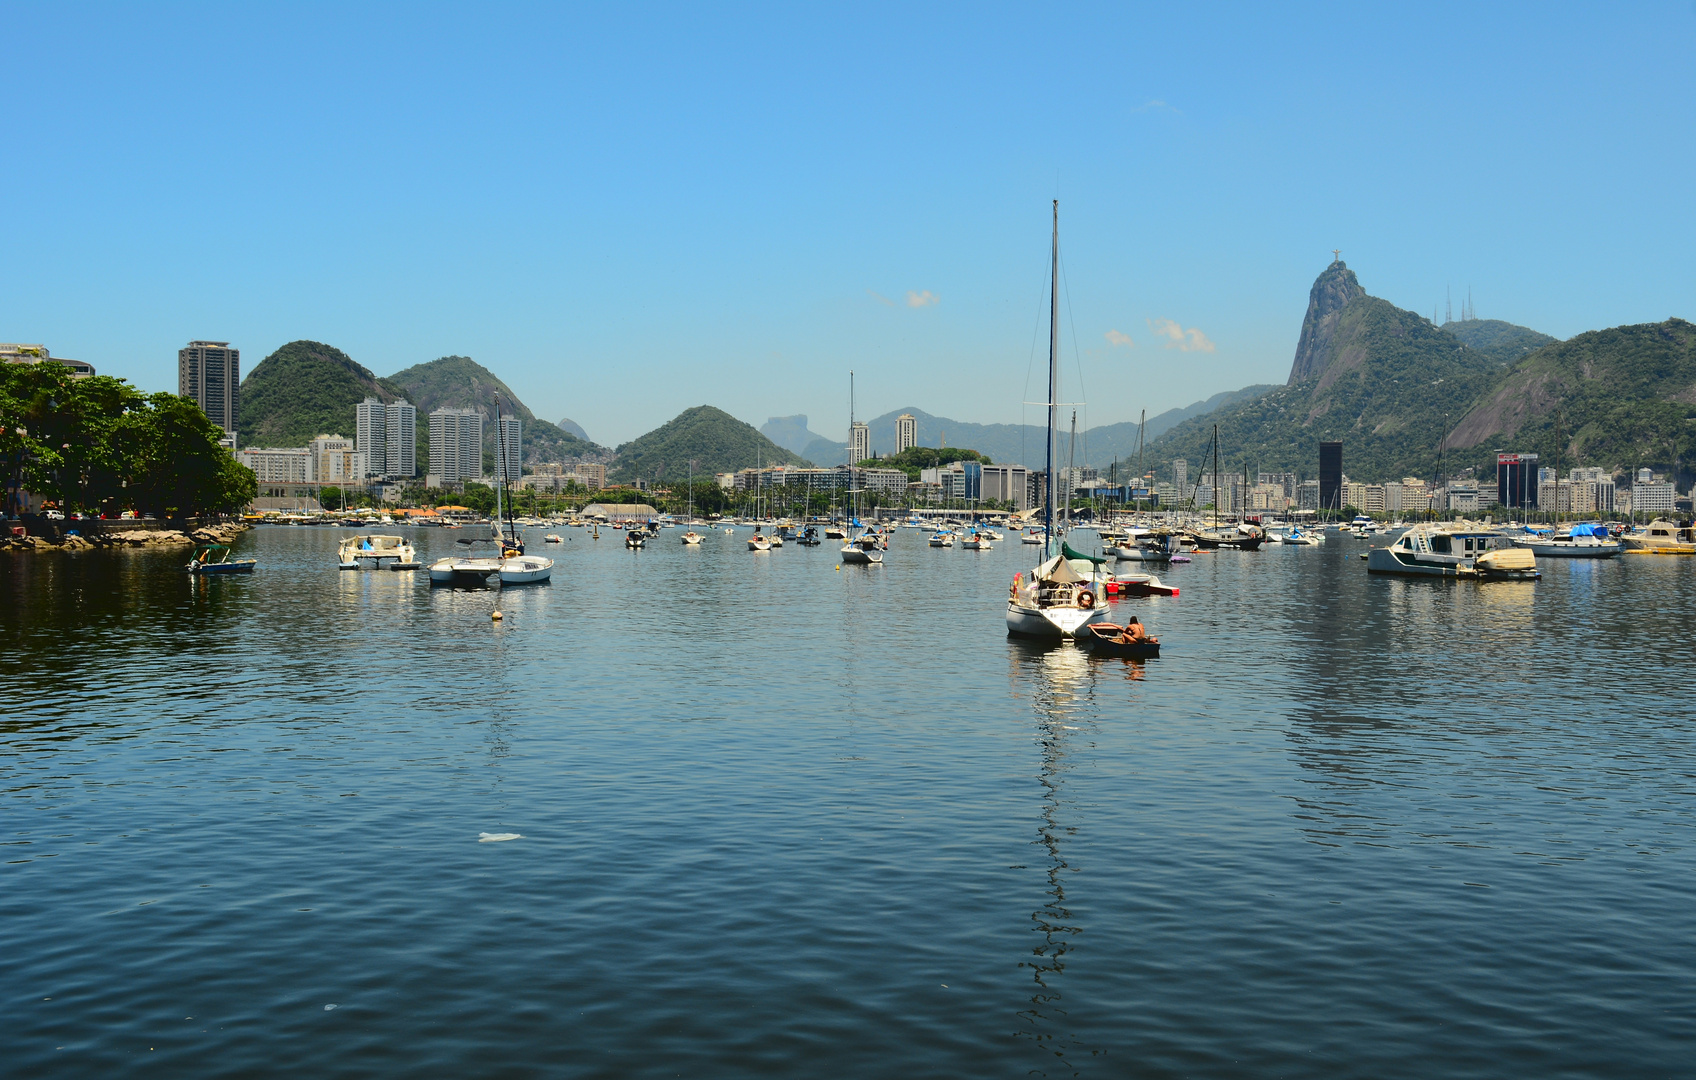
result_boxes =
[1078,590,1095,608]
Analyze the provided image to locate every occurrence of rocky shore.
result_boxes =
[1,521,250,553]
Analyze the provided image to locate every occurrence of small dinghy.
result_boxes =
[1080,622,1161,658]
[1110,572,1179,597]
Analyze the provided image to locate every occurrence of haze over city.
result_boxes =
[5,2,1694,445]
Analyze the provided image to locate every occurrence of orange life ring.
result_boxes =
[1077,590,1095,608]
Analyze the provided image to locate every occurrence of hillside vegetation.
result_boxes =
[237,340,405,447]
[1442,319,1560,365]
[388,355,608,466]
[1449,318,1696,473]
[611,406,808,482]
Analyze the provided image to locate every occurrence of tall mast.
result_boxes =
[1046,200,1060,552]
[1213,424,1220,531]
[494,393,508,543]
[849,369,856,525]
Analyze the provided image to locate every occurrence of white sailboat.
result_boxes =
[841,369,883,566]
[1006,201,1112,638]
[492,392,552,585]
[682,459,704,544]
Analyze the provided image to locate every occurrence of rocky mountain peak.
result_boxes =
[1288,260,1365,384]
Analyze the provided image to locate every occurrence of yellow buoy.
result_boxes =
[491,610,503,621]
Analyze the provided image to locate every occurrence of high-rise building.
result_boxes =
[1496,452,1539,509]
[1319,442,1343,511]
[356,398,387,477]
[895,414,918,454]
[849,422,870,464]
[428,408,484,484]
[179,341,239,439]
[386,400,416,477]
[1172,459,1188,499]
[495,416,522,483]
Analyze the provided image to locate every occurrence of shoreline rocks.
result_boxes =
[1,521,250,553]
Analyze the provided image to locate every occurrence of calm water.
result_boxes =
[3,525,1693,1078]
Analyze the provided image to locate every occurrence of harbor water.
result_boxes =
[3,526,1693,1077]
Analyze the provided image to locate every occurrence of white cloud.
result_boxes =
[866,289,895,307]
[906,290,939,308]
[1105,329,1134,348]
[1131,98,1180,115]
[1147,317,1215,352]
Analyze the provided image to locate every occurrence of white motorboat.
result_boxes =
[840,533,882,565]
[338,534,418,569]
[1021,529,1044,545]
[543,534,563,544]
[1367,523,1539,579]
[428,548,502,586]
[1620,519,1696,555]
[749,533,772,552]
[1111,529,1181,562]
[929,530,955,547]
[961,529,992,550]
[681,530,704,545]
[1512,523,1620,558]
[499,552,554,584]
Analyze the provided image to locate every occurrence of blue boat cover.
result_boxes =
[1568,522,1610,537]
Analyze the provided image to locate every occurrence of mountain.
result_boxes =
[793,393,1274,470]
[1447,318,1696,475]
[1441,319,1560,366]
[556,417,591,442]
[610,406,809,483]
[387,356,609,466]
[761,414,829,456]
[237,340,405,448]
[1151,261,1509,482]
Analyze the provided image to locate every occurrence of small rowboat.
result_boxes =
[1080,623,1160,658]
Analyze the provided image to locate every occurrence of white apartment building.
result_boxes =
[308,435,364,484]
[356,397,416,478]
[1633,481,1676,516]
[428,408,484,485]
[495,416,522,483]
[895,414,918,454]
[237,447,315,483]
[849,422,871,464]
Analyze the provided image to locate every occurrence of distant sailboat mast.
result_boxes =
[1045,199,1060,554]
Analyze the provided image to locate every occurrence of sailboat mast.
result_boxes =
[494,393,508,542]
[1046,200,1060,550]
[1213,424,1220,531]
[849,369,856,525]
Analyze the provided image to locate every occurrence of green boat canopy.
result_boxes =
[1061,541,1106,565]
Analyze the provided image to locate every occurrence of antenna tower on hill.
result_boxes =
[1446,286,1452,325]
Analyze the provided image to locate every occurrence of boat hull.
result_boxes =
[840,547,881,564]
[1005,600,1111,638]
[1515,540,1621,558]
[188,561,256,575]
[1080,625,1161,658]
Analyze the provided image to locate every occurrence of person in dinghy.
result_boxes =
[1116,617,1158,646]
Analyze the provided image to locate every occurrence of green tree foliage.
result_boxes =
[610,405,806,482]
[1441,319,1560,366]
[237,340,407,447]
[2,362,254,518]
[387,355,608,466]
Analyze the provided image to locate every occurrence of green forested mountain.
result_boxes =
[1151,262,1508,482]
[388,355,609,466]
[610,406,808,482]
[1448,318,1696,474]
[1441,319,1560,365]
[237,340,405,447]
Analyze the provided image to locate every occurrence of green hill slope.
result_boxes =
[610,406,808,483]
[237,340,404,447]
[387,355,608,466]
[1151,262,1508,482]
[1441,319,1560,366]
[1448,318,1696,475]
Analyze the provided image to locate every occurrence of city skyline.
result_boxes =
[4,5,1693,446]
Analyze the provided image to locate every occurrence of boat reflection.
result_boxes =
[1006,639,1095,1073]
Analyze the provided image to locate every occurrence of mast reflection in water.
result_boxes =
[1010,642,1098,1075]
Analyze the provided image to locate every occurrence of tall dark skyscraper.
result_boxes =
[1318,441,1343,511]
[1496,452,1539,508]
[178,341,239,439]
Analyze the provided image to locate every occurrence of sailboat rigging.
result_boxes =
[841,369,883,565]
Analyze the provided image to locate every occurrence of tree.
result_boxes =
[320,485,344,511]
[119,393,256,519]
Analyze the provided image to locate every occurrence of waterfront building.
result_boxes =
[579,502,659,521]
[237,446,314,483]
[386,400,417,478]
[1319,442,1343,512]
[574,462,606,490]
[1172,459,1188,499]
[178,340,238,440]
[356,398,387,477]
[428,408,483,484]
[849,422,870,464]
[1496,452,1539,509]
[979,464,1030,510]
[308,435,364,484]
[495,416,522,483]
[2,343,96,378]
[1634,481,1676,516]
[895,414,918,454]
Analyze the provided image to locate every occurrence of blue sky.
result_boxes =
[5,3,1694,447]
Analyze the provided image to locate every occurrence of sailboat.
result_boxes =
[841,369,884,566]
[492,393,552,584]
[1006,202,1112,638]
[681,459,704,545]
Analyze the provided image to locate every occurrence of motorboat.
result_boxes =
[840,532,883,565]
[428,539,503,585]
[681,530,704,545]
[543,534,563,544]
[499,552,554,584]
[748,532,771,552]
[796,526,821,546]
[1512,523,1620,558]
[824,525,847,540]
[1277,526,1324,546]
[337,534,418,569]
[626,530,646,549]
[961,529,992,550]
[1109,571,1178,597]
[185,543,256,575]
[929,530,955,547]
[1621,519,1696,555]
[1112,529,1182,562]
[1366,523,1539,579]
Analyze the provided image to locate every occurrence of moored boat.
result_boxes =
[1367,523,1539,579]
[1079,622,1161,658]
[186,543,257,575]
[1620,519,1696,555]
[337,534,418,569]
